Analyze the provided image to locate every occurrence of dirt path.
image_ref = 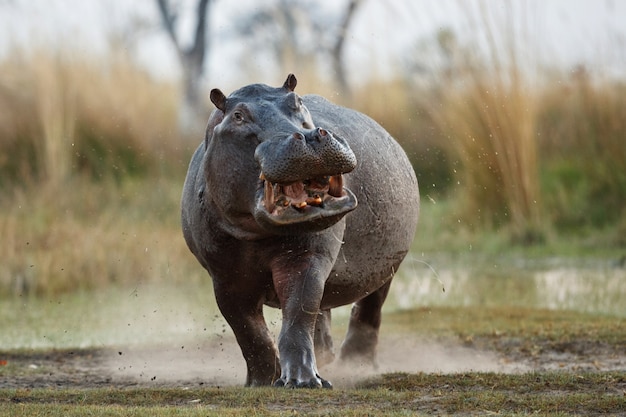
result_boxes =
[2,333,624,390]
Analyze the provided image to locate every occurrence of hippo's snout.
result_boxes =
[291,127,330,144]
[254,127,357,185]
[253,127,358,234]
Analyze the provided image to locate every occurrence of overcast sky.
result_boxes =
[1,0,624,90]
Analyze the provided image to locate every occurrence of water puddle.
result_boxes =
[390,255,626,317]
[2,254,624,351]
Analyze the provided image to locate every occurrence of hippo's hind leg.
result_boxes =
[314,309,335,367]
[214,285,280,386]
[339,279,392,367]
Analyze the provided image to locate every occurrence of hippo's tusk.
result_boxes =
[264,178,275,212]
[262,174,348,215]
[328,175,343,198]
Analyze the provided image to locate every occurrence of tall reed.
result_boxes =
[34,53,77,185]
[0,177,203,297]
[415,5,542,243]
[538,69,626,234]
[0,47,180,188]
[0,47,186,296]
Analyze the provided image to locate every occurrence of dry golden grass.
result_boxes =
[434,70,541,239]
[0,46,195,296]
[410,4,543,243]
[1,32,625,296]
[0,47,181,186]
[0,176,203,297]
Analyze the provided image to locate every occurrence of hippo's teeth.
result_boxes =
[263,174,344,214]
[306,194,323,206]
[328,175,343,198]
[264,179,275,212]
[277,196,290,207]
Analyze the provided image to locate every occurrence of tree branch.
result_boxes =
[190,0,210,58]
[156,0,180,51]
[332,0,363,96]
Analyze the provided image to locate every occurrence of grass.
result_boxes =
[0,175,200,297]
[537,70,626,235]
[0,16,624,295]
[0,37,625,299]
[0,283,221,350]
[0,47,182,187]
[406,4,544,244]
[367,6,625,245]
[1,12,624,417]
[1,306,624,416]
[384,307,626,350]
[0,46,195,297]
[1,372,624,417]
[2,175,624,298]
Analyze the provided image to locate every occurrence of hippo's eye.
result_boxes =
[233,111,244,123]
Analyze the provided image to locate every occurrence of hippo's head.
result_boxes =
[204,74,358,236]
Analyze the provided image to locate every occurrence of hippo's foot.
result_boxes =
[339,280,390,369]
[246,373,279,387]
[339,340,378,372]
[314,309,335,367]
[273,374,333,389]
[315,348,336,368]
[339,322,379,369]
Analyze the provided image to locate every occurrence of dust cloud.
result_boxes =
[105,337,246,387]
[325,335,528,388]
[103,331,526,388]
[95,285,524,387]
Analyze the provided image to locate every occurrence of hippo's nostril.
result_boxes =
[318,128,327,137]
[293,132,305,140]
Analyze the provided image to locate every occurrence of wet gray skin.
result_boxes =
[181,74,419,388]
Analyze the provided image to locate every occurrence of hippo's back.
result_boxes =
[303,95,419,307]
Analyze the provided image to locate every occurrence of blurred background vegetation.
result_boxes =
[0,0,625,297]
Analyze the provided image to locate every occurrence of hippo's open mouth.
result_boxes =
[255,173,358,233]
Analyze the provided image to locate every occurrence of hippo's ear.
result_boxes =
[283,74,297,92]
[210,89,227,112]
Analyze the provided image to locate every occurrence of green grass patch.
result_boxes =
[385,307,626,345]
[1,371,624,416]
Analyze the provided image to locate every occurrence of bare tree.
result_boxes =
[233,0,321,77]
[331,0,363,97]
[156,0,212,133]
[234,0,363,97]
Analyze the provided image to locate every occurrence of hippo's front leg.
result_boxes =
[213,281,280,386]
[272,260,332,388]
[270,237,340,388]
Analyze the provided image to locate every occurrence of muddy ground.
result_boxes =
[2,332,624,390]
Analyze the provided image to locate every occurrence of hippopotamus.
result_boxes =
[181,74,419,388]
